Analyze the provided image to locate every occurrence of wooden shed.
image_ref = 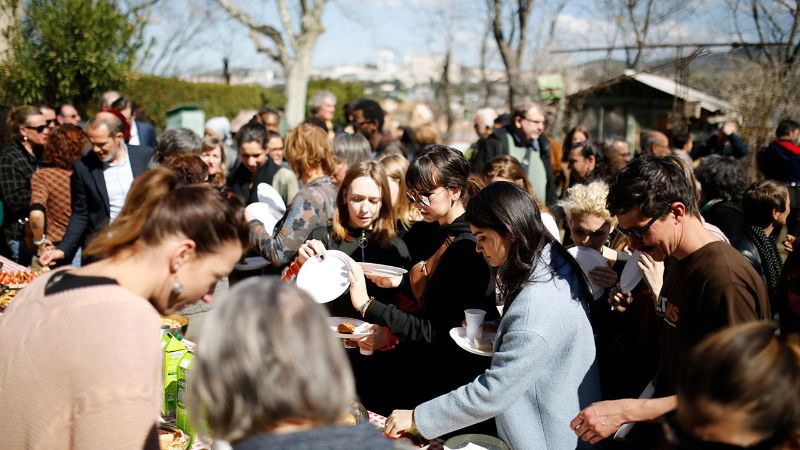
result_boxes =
[566,69,736,150]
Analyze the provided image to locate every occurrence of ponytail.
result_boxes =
[85,167,249,259]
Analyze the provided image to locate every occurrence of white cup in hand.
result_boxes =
[464,309,486,341]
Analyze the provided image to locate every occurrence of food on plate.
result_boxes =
[0,289,18,309]
[160,317,183,329]
[473,337,493,351]
[337,322,355,334]
[158,426,189,450]
[0,268,47,288]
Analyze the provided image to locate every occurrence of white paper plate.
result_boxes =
[256,183,286,214]
[449,327,496,357]
[444,433,510,450]
[620,250,644,294]
[358,262,407,277]
[246,202,283,233]
[567,246,607,300]
[328,317,374,339]
[234,256,268,271]
[296,250,351,303]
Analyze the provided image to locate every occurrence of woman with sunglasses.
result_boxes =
[668,321,800,449]
[0,105,50,265]
[346,146,499,420]
[382,181,601,449]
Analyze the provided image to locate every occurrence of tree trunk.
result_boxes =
[283,19,321,128]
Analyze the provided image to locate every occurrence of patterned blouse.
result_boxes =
[250,175,337,267]
[30,167,73,243]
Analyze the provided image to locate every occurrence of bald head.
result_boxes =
[644,131,669,157]
[88,111,123,137]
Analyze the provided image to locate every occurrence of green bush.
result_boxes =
[123,74,286,131]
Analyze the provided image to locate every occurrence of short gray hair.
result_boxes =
[191,278,355,443]
[333,132,371,165]
[154,127,202,163]
[308,90,336,114]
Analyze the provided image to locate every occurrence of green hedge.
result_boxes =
[121,74,286,131]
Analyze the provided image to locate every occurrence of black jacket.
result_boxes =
[58,144,153,262]
[365,215,498,402]
[226,158,281,204]
[471,126,558,208]
[732,233,765,285]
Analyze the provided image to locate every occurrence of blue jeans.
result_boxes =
[6,239,32,266]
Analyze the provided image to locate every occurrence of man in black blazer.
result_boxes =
[40,112,153,266]
[112,96,158,149]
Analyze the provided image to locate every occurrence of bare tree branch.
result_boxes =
[213,0,290,68]
[278,0,299,53]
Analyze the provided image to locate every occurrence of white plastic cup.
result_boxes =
[360,348,373,356]
[464,309,486,341]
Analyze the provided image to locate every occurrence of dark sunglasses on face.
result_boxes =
[45,119,55,127]
[616,206,670,240]
[406,188,446,207]
[662,413,785,450]
[24,124,48,133]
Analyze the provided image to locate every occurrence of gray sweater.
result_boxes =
[414,244,602,449]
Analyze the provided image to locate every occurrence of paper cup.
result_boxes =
[464,309,486,341]
[360,348,373,356]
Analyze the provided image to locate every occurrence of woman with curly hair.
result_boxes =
[28,124,86,266]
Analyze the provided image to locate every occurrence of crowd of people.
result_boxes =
[0,90,799,450]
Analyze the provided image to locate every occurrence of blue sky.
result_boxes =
[138,0,746,76]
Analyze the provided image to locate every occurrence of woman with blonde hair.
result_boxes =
[248,123,337,267]
[377,153,421,235]
[199,134,226,186]
[481,155,560,242]
[0,167,248,448]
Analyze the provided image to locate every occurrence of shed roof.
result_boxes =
[570,69,735,113]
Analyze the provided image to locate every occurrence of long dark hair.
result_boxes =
[465,182,592,312]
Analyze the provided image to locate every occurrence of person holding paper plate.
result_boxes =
[292,160,412,414]
[381,181,601,449]
[559,181,659,401]
[346,146,499,419]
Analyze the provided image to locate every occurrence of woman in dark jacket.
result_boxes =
[294,160,411,414]
[346,146,499,429]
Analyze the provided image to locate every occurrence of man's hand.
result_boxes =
[637,252,664,298]
[38,249,65,267]
[385,409,416,438]
[608,285,632,312]
[721,120,738,136]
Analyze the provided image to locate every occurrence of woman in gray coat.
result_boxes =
[384,181,602,449]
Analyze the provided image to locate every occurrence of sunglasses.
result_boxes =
[24,124,48,133]
[406,188,447,207]
[616,206,670,240]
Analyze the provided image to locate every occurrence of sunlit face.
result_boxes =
[88,124,123,163]
[317,97,336,122]
[163,242,243,314]
[408,186,456,224]
[58,105,81,125]
[615,208,673,261]
[200,146,222,176]
[776,192,791,227]
[266,136,283,165]
[239,141,268,174]
[331,161,348,188]
[474,116,492,140]
[568,148,595,182]
[353,109,377,140]
[20,114,49,146]
[514,107,545,143]
[40,107,56,130]
[263,113,280,133]
[609,141,630,172]
[569,213,611,252]
[346,176,382,230]
[470,225,514,267]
